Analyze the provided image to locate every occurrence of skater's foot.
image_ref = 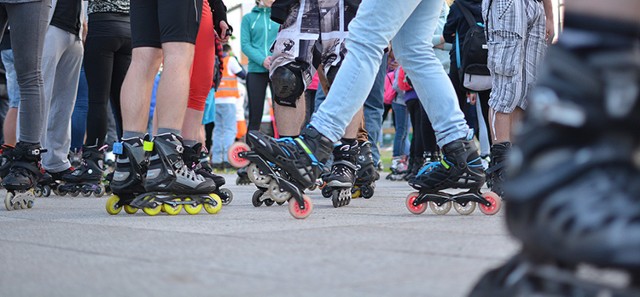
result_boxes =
[1,142,45,191]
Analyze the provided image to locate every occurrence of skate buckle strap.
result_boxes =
[143,141,154,152]
[295,138,319,165]
[112,143,123,155]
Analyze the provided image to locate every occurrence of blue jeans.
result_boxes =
[211,103,237,164]
[1,50,20,108]
[363,53,387,165]
[70,67,88,151]
[392,101,410,157]
[311,0,470,147]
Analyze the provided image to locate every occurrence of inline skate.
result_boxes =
[386,155,408,181]
[320,140,358,208]
[57,145,108,197]
[405,138,501,216]
[105,137,148,215]
[485,142,510,198]
[228,126,333,219]
[121,133,222,216]
[352,141,378,199]
[470,22,640,296]
[0,144,14,181]
[182,143,233,205]
[3,142,46,210]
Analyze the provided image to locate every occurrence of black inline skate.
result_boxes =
[182,143,233,205]
[105,136,148,215]
[125,133,223,216]
[320,140,358,208]
[352,141,378,199]
[58,145,108,197]
[235,166,251,185]
[228,126,334,219]
[405,138,501,216]
[2,142,46,210]
[470,19,640,296]
[484,142,510,198]
[386,155,408,181]
[0,144,14,181]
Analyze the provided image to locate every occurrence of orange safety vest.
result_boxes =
[214,56,240,98]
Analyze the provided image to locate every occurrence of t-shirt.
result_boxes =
[50,0,83,36]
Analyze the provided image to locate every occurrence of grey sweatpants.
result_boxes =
[40,25,83,172]
[0,0,52,144]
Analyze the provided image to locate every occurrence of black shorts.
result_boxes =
[130,0,203,48]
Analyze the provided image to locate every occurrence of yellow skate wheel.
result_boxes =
[143,203,162,216]
[124,205,138,214]
[105,195,123,215]
[351,189,361,199]
[204,194,223,214]
[162,199,183,215]
[183,198,202,215]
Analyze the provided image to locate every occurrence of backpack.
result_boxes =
[455,2,491,91]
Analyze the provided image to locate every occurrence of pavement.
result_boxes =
[0,172,519,297]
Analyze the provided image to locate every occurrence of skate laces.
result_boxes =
[276,137,325,169]
[417,157,483,176]
[175,164,206,182]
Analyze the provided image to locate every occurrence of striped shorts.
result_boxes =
[483,0,547,113]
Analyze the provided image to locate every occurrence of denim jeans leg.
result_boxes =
[71,67,88,151]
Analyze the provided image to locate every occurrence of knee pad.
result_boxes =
[271,63,306,107]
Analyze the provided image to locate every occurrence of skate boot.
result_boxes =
[470,17,640,296]
[236,166,251,185]
[129,133,222,216]
[485,142,511,197]
[183,143,233,205]
[0,144,15,181]
[352,141,378,199]
[105,137,148,215]
[236,126,334,219]
[402,155,424,182]
[2,142,46,210]
[386,155,408,181]
[59,145,108,197]
[320,140,358,208]
[405,138,501,215]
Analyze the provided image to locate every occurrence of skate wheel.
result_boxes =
[264,199,275,206]
[405,192,427,215]
[42,185,52,197]
[321,186,332,198]
[105,195,123,215]
[26,200,34,208]
[252,190,264,207]
[34,186,43,197]
[361,186,374,199]
[94,186,105,198]
[124,205,138,214]
[247,163,271,187]
[218,188,233,205]
[479,192,501,215]
[54,188,67,196]
[143,203,162,216]
[454,202,477,215]
[162,199,183,215]
[351,188,361,199]
[69,190,80,197]
[81,190,92,197]
[288,195,313,219]
[204,194,223,214]
[429,201,452,215]
[227,142,251,168]
[276,201,285,205]
[4,192,14,211]
[183,198,203,215]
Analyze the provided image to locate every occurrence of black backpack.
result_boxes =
[456,2,491,91]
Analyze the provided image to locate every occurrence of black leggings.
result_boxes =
[246,72,272,131]
[406,99,437,161]
[84,35,131,146]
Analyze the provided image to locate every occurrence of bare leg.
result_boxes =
[274,93,306,137]
[155,42,195,131]
[344,108,364,139]
[3,108,17,145]
[120,47,162,133]
[181,108,204,141]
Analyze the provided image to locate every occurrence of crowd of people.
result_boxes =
[0,0,637,294]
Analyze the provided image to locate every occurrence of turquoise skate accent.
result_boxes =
[112,143,123,155]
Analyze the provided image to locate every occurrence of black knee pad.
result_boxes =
[272,63,306,107]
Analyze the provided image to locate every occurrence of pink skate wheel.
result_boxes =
[227,142,251,168]
[406,192,427,215]
[479,191,502,215]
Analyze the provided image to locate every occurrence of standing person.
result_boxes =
[0,0,52,210]
[246,0,491,218]
[241,0,278,132]
[211,44,245,169]
[483,0,554,196]
[63,0,132,195]
[39,0,85,184]
[108,0,231,214]
[471,1,640,295]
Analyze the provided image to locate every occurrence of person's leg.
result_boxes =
[70,67,88,151]
[363,53,387,166]
[246,72,269,131]
[1,49,19,146]
[120,47,162,134]
[391,101,408,158]
[109,37,132,140]
[182,0,214,145]
[8,0,51,144]
[84,36,116,147]
[221,104,237,164]
[42,29,83,173]
[155,41,195,133]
